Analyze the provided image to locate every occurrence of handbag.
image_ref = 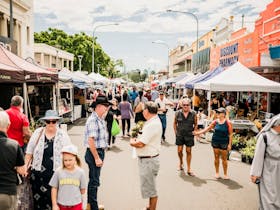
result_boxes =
[111,119,121,136]
[17,128,44,210]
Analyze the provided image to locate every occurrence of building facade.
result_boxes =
[0,0,34,58]
[169,44,192,76]
[34,43,74,71]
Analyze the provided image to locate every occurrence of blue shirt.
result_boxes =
[129,91,138,102]
[84,112,108,149]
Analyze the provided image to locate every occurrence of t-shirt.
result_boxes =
[49,167,86,206]
[6,106,30,147]
[0,131,25,195]
[136,115,162,157]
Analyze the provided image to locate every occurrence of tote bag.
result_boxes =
[111,119,121,136]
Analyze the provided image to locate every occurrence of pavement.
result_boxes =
[68,110,259,210]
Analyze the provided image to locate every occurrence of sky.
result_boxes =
[34,0,272,72]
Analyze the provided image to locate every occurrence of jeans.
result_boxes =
[158,114,166,138]
[85,148,105,210]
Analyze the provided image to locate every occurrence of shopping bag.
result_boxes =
[111,119,121,136]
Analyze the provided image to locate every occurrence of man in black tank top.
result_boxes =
[173,98,197,176]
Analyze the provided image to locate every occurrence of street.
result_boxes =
[68,110,259,210]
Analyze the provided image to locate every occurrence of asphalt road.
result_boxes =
[68,110,259,210]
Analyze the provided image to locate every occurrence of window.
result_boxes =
[26,26,30,45]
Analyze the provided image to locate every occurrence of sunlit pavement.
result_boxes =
[68,110,258,210]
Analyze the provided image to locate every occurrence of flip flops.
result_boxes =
[187,171,195,177]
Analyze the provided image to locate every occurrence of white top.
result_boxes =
[155,97,172,114]
[136,115,162,157]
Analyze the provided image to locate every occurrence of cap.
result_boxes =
[216,107,226,113]
[61,144,78,156]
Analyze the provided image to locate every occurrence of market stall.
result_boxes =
[194,62,280,129]
[0,44,58,119]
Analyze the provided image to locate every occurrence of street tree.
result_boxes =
[34,28,121,76]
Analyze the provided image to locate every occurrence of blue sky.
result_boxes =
[34,0,272,72]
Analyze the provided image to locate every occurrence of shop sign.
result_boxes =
[219,43,239,67]
[0,74,11,80]
[220,43,238,57]
[219,56,239,67]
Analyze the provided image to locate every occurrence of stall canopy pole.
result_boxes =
[23,83,28,116]
[208,90,211,118]
[257,92,260,118]
[53,84,57,111]
[192,88,195,110]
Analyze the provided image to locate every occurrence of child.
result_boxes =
[49,144,86,210]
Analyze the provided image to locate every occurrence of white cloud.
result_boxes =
[34,0,273,71]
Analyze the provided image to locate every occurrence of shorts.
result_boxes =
[138,157,160,199]
[176,136,194,147]
[198,124,204,129]
[211,142,228,150]
[58,203,82,210]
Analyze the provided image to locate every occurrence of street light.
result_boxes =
[152,40,170,76]
[97,64,100,74]
[78,55,83,71]
[166,9,199,54]
[92,23,119,73]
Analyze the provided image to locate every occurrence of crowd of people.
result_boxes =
[0,86,279,210]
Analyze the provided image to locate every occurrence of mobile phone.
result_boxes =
[255,178,260,184]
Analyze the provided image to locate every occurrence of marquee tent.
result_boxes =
[88,72,110,84]
[0,45,58,83]
[194,62,280,93]
[176,73,197,87]
[185,66,224,89]
[59,68,88,89]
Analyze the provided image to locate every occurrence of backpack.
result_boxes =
[134,102,144,113]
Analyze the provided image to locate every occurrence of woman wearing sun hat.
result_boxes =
[25,110,71,210]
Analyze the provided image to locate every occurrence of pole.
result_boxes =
[9,0,13,41]
[166,10,199,72]
[92,23,119,73]
[92,31,95,73]
[78,55,83,71]
[152,41,170,75]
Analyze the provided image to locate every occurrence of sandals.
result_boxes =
[187,171,195,177]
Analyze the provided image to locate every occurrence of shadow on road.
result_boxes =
[179,171,207,187]
[108,145,123,153]
[161,141,176,147]
[216,178,243,190]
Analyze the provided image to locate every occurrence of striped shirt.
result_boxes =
[84,112,108,149]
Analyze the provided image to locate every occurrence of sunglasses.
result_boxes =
[45,120,57,124]
[182,104,190,106]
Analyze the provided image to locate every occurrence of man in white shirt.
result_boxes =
[155,91,174,141]
[130,102,162,210]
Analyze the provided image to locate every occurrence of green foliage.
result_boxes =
[34,28,122,76]
[131,121,145,137]
[240,136,257,159]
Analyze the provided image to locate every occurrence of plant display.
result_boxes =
[240,137,257,164]
[131,121,145,138]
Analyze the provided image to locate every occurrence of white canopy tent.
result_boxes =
[194,62,280,116]
[88,72,110,84]
[194,62,280,93]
